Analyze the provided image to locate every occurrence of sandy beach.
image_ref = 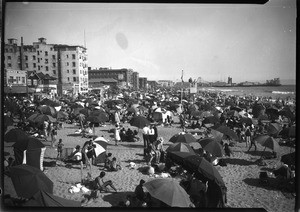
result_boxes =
[3,117,296,211]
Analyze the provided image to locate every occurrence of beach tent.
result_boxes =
[12,136,46,171]
[24,190,81,207]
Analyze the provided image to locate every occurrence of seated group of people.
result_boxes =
[104,153,122,171]
[119,127,139,142]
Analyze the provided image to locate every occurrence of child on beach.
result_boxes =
[56,139,64,160]
[104,153,113,170]
[109,157,122,171]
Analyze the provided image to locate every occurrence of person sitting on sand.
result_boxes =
[94,171,118,194]
[109,157,122,171]
[65,145,82,163]
[134,179,147,203]
[104,153,112,170]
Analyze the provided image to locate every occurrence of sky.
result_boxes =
[4,1,296,83]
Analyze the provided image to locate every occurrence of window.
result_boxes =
[38,66,40,70]
[38,58,40,63]
[72,54,76,59]
[66,62,69,66]
[80,70,82,74]
[73,69,76,74]
[46,66,49,71]
[45,59,48,64]
[53,70,56,75]
[25,56,28,61]
[73,77,76,82]
[26,63,28,68]
[72,62,76,67]
[52,55,55,59]
[7,56,11,60]
[67,77,70,81]
[22,77,25,83]
[9,76,14,84]
[66,55,69,58]
[67,70,69,73]
[8,63,12,68]
[53,63,56,67]
[33,55,36,60]
[36,45,39,49]
[37,51,40,55]
[45,51,48,56]
[33,63,36,68]
[50,47,53,51]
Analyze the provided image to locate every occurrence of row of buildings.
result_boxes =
[4,37,173,96]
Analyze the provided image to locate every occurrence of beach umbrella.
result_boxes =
[189,142,202,150]
[4,115,14,127]
[254,135,279,152]
[10,164,53,199]
[198,138,224,157]
[144,178,192,207]
[86,113,109,123]
[169,152,225,187]
[230,106,243,112]
[129,115,150,129]
[211,125,238,141]
[190,110,202,119]
[200,111,213,119]
[12,136,45,152]
[56,111,69,120]
[169,133,197,144]
[267,123,282,136]
[189,104,199,112]
[252,104,265,118]
[278,107,295,120]
[93,136,109,150]
[166,142,196,154]
[37,105,56,117]
[281,152,295,166]
[202,116,220,125]
[127,107,138,114]
[210,129,224,142]
[40,98,60,107]
[24,190,81,207]
[152,111,163,121]
[79,108,90,117]
[239,117,253,126]
[265,107,279,116]
[4,128,29,143]
[28,114,56,125]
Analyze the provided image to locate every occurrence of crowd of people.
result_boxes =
[3,86,296,208]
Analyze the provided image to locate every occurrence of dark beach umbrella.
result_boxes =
[86,113,109,123]
[37,105,56,117]
[267,123,282,136]
[278,107,295,120]
[200,111,213,119]
[252,104,265,118]
[56,111,69,120]
[202,116,220,125]
[40,98,60,107]
[4,128,29,143]
[211,125,238,141]
[28,114,56,125]
[152,111,163,121]
[288,126,296,138]
[127,107,138,114]
[168,151,195,166]
[166,142,196,154]
[240,117,253,126]
[254,135,279,152]
[198,138,224,157]
[10,164,53,199]
[24,190,81,207]
[183,155,225,187]
[230,106,243,112]
[265,107,279,116]
[79,108,91,117]
[281,152,295,166]
[12,136,45,151]
[4,115,14,127]
[129,115,150,129]
[169,133,197,144]
[144,178,192,207]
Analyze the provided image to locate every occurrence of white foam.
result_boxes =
[272,91,295,95]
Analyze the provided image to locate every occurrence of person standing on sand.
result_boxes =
[114,124,121,146]
[142,124,150,148]
[245,126,252,147]
[56,139,64,160]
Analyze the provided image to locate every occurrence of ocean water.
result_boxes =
[198,85,296,99]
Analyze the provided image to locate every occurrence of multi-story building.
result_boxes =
[132,72,139,90]
[3,37,89,95]
[88,67,134,88]
[5,68,27,86]
[139,77,147,90]
[157,80,174,87]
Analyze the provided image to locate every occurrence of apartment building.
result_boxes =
[3,37,88,95]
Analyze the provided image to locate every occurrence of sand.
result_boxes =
[3,119,296,211]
